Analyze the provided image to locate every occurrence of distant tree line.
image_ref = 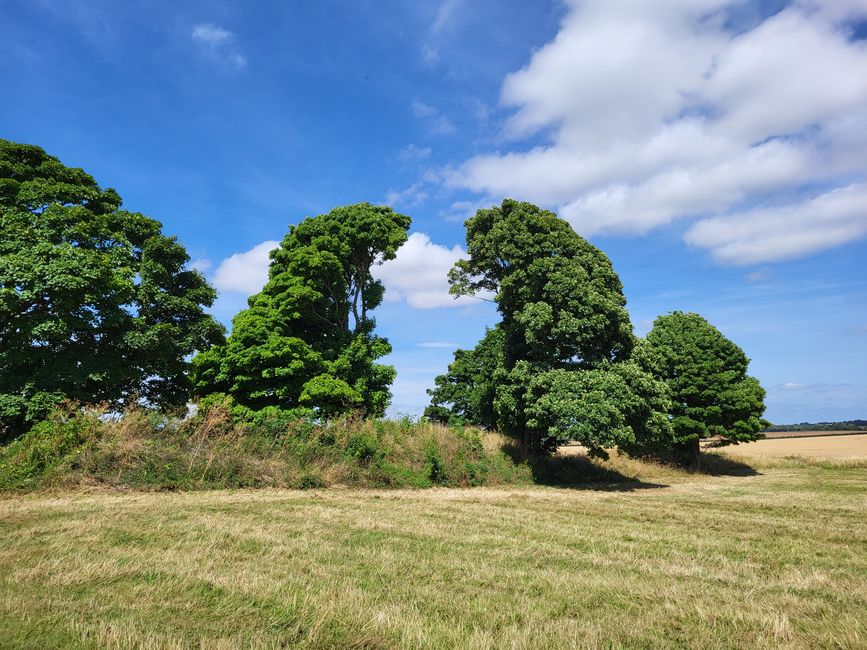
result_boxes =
[1,140,769,469]
[763,420,867,432]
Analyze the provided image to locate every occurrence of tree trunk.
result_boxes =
[689,437,701,472]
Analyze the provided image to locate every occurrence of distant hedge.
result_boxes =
[763,420,867,432]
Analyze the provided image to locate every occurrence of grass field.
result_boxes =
[1,455,865,649]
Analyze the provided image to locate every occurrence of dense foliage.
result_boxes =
[0,140,224,441]
[644,311,767,467]
[192,203,410,418]
[436,199,673,456]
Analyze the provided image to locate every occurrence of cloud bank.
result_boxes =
[446,0,867,265]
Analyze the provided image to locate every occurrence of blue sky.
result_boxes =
[2,0,866,423]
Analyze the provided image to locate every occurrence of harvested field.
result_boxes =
[1,459,865,649]
[762,430,867,439]
[720,433,867,460]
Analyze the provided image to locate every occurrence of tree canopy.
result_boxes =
[0,139,224,440]
[644,311,767,468]
[437,199,672,456]
[449,199,634,370]
[192,203,410,419]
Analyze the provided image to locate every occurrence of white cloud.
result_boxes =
[189,258,212,273]
[211,240,279,294]
[396,144,432,164]
[385,182,429,208]
[209,232,483,313]
[446,0,867,265]
[410,99,456,135]
[685,184,867,265]
[373,232,485,308]
[441,197,499,223]
[420,0,464,65]
[416,341,460,348]
[746,269,770,284]
[431,0,462,35]
[192,23,231,45]
[191,22,247,70]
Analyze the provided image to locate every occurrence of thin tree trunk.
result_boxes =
[689,437,701,472]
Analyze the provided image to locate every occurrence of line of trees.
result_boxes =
[1,140,768,468]
[763,420,867,432]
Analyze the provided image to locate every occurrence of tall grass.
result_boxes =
[0,404,531,491]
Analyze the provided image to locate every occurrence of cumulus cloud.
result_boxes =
[191,23,247,69]
[685,184,867,265]
[446,0,867,265]
[211,240,279,295]
[373,232,485,308]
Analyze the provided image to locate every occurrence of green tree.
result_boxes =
[644,311,767,469]
[0,139,224,440]
[442,199,671,456]
[449,200,634,370]
[192,203,409,419]
[424,326,503,428]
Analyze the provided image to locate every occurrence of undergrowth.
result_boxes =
[0,404,531,491]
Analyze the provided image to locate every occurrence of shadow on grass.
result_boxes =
[635,449,762,477]
[503,443,761,490]
[695,452,761,476]
[522,454,668,492]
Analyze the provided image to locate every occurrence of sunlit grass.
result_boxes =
[1,460,864,648]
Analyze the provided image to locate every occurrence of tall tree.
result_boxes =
[443,199,671,456]
[644,311,767,469]
[192,203,410,418]
[0,139,224,440]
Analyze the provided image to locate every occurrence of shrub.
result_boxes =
[0,408,98,489]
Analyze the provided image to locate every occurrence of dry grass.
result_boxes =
[1,460,865,649]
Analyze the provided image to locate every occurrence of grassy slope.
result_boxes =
[1,459,865,649]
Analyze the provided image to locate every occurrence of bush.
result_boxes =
[0,407,99,489]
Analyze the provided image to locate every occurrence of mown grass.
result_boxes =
[1,459,864,649]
